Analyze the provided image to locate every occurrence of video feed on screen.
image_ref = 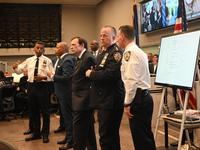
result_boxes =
[140,0,200,33]
[185,0,200,20]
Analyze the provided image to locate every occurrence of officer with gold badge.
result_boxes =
[86,25,125,150]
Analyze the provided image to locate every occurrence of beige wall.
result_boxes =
[1,0,200,73]
[96,0,133,39]
[62,5,97,53]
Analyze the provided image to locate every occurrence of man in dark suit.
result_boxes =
[149,54,159,75]
[90,40,102,59]
[71,36,97,150]
[49,42,75,150]
[86,26,125,150]
[52,60,65,134]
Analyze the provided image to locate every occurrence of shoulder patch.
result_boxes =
[114,52,122,62]
[124,51,131,61]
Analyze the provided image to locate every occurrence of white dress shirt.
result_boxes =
[54,53,68,70]
[14,55,55,82]
[121,42,151,104]
[78,49,86,59]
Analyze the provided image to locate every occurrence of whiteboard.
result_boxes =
[155,30,200,90]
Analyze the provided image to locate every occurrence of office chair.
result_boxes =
[4,77,14,85]
[19,95,29,117]
[0,139,19,150]
[0,84,17,121]
[49,93,59,114]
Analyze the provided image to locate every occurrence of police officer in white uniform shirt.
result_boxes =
[116,25,156,150]
[13,41,54,143]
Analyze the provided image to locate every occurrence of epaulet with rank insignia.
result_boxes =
[114,46,122,62]
[114,46,119,51]
[124,51,131,61]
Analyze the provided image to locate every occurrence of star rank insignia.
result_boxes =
[124,51,131,61]
[114,52,122,62]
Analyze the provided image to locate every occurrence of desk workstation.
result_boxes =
[0,73,27,121]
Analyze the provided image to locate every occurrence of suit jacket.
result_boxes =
[91,49,102,59]
[89,43,125,110]
[149,63,157,74]
[52,54,76,99]
[71,50,96,111]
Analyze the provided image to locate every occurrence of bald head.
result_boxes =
[55,42,69,57]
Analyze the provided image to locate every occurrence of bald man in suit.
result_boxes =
[49,42,75,150]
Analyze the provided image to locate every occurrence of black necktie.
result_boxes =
[74,57,80,70]
[34,57,39,76]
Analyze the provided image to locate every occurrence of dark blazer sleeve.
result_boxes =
[149,63,154,74]
[53,55,75,84]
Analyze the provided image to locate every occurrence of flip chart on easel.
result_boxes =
[155,30,200,90]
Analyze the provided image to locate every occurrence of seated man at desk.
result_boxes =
[0,71,14,86]
[0,70,6,85]
[15,72,28,113]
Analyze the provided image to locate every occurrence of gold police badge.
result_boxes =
[124,51,131,61]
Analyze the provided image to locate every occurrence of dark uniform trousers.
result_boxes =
[98,109,123,150]
[129,90,156,150]
[73,109,97,150]
[58,97,73,144]
[27,82,51,136]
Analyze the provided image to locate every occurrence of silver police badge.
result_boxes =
[114,52,122,62]
[124,51,131,61]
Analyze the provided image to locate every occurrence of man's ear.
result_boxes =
[121,34,125,41]
[81,43,85,48]
[113,35,116,41]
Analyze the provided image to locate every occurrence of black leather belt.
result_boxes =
[141,89,149,96]
[28,81,48,85]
